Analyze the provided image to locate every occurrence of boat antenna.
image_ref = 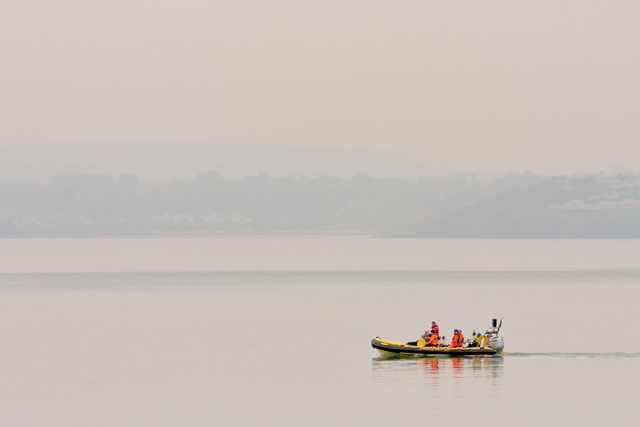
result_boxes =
[497,317,503,334]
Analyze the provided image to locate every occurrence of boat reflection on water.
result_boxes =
[372,356,504,384]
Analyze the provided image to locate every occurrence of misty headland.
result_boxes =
[1,142,638,238]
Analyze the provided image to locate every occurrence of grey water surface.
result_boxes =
[0,239,639,426]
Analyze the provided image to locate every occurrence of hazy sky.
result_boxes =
[1,0,639,174]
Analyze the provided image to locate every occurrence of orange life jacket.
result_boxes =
[426,334,439,346]
[458,333,465,346]
[450,333,460,348]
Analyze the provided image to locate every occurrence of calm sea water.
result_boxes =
[0,238,639,426]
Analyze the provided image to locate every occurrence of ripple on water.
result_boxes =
[506,352,640,358]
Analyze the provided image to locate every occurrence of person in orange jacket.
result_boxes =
[458,329,465,347]
[425,332,439,347]
[450,329,461,348]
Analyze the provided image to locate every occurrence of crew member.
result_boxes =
[425,332,439,347]
[430,321,439,338]
[450,329,461,348]
[471,331,480,347]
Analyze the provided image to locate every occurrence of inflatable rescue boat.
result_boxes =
[372,318,505,358]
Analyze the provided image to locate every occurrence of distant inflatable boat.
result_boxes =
[371,337,498,357]
[372,318,505,358]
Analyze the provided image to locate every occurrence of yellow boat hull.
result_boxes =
[371,337,498,357]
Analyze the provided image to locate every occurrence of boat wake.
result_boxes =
[507,352,640,358]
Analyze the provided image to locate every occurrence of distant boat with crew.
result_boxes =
[372,318,505,358]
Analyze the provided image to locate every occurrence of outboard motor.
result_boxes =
[483,318,505,354]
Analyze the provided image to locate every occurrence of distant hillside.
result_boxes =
[2,171,639,237]
[406,173,640,238]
